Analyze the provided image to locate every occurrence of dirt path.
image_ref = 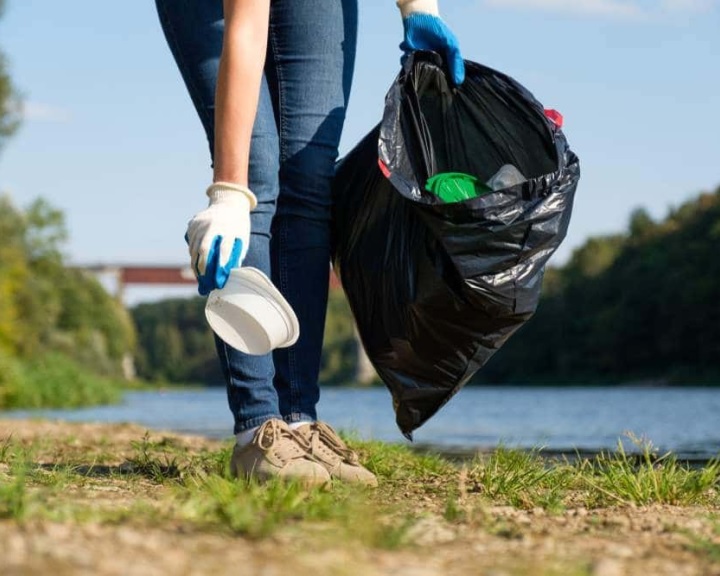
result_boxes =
[1,419,719,576]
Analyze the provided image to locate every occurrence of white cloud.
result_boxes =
[21,102,73,123]
[481,0,716,19]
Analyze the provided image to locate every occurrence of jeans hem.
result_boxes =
[234,414,282,434]
[283,413,316,425]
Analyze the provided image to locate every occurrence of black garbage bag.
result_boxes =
[331,52,580,438]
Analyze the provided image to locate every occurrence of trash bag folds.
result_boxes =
[332,51,580,437]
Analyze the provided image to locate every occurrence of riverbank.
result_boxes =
[1,419,719,576]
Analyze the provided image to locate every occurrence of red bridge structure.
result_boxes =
[80,264,342,300]
[79,264,372,383]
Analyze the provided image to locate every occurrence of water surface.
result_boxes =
[3,386,720,460]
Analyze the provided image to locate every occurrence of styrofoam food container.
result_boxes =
[205,267,299,355]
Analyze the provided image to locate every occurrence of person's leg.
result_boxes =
[154,0,280,432]
[266,0,358,423]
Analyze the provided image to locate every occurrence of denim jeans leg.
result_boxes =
[218,80,282,433]
[155,0,282,433]
[265,0,358,423]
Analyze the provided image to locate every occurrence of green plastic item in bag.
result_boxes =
[425,172,491,203]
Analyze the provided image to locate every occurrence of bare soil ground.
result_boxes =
[1,419,719,576]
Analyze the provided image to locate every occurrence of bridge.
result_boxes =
[80,264,342,300]
[79,264,372,382]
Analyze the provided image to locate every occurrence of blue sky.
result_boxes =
[1,0,719,304]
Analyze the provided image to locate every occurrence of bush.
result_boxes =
[0,195,135,381]
[0,352,122,410]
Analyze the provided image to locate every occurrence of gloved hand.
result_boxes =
[185,182,257,296]
[398,3,465,86]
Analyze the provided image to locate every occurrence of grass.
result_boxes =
[577,434,720,507]
[1,426,719,552]
[465,446,576,512]
[0,462,26,520]
[0,352,124,410]
[681,516,720,563]
[3,425,719,576]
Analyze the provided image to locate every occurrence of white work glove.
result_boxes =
[185,182,257,296]
[396,0,438,16]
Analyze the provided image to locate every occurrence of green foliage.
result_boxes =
[1,427,719,564]
[363,441,453,482]
[481,186,720,384]
[0,466,27,520]
[126,434,182,484]
[130,283,361,386]
[50,267,137,373]
[131,297,221,383]
[130,185,720,387]
[628,207,656,240]
[0,195,136,407]
[0,352,123,409]
[175,474,367,539]
[67,432,409,546]
[0,195,29,354]
[0,349,26,407]
[0,0,21,151]
[0,197,135,370]
[578,434,720,507]
[0,18,129,391]
[320,288,359,385]
[469,447,574,511]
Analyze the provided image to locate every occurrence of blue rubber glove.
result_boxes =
[401,13,465,86]
[185,182,256,296]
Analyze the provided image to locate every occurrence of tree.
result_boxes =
[0,195,28,354]
[628,207,656,240]
[131,298,222,383]
[0,194,135,376]
[481,186,720,384]
[0,0,21,152]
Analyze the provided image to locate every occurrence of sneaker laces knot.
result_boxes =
[314,422,360,465]
[254,420,306,461]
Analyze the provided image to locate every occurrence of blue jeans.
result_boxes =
[155,0,358,433]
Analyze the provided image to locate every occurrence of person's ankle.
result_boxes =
[288,420,313,431]
[235,425,260,447]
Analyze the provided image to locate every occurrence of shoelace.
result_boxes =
[312,422,359,465]
[254,420,306,462]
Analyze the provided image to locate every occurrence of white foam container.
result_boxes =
[205,267,299,355]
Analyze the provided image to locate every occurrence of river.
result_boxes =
[3,386,720,461]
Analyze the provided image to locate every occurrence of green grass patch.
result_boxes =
[0,464,27,520]
[125,433,184,483]
[0,352,124,409]
[117,435,413,546]
[577,434,720,507]
[173,474,400,544]
[1,428,719,553]
[466,447,575,512]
